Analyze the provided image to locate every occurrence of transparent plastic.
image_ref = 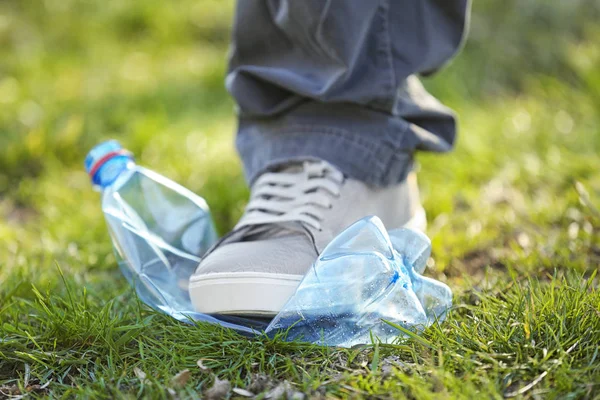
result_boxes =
[267,216,453,347]
[87,141,452,346]
[101,167,221,322]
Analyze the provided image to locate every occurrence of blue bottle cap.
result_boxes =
[85,140,134,188]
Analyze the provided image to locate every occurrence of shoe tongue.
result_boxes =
[217,160,337,247]
[241,221,305,242]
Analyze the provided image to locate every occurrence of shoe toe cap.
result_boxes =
[189,235,317,316]
[195,234,317,276]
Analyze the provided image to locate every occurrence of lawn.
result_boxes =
[1,0,600,398]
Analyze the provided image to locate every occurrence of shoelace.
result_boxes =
[238,161,344,232]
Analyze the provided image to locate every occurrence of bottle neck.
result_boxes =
[94,157,135,190]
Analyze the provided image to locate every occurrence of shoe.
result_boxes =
[189,160,426,316]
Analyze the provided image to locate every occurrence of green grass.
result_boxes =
[1,0,600,398]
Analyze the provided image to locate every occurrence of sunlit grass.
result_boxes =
[1,0,599,397]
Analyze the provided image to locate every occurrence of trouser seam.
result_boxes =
[380,0,397,111]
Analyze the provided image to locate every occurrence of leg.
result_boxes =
[229,0,471,186]
[191,0,471,316]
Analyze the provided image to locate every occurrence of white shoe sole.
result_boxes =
[189,208,427,316]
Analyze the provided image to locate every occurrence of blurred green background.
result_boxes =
[1,0,599,396]
[1,0,598,275]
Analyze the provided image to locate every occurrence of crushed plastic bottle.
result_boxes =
[85,140,233,328]
[87,140,452,346]
[266,216,452,347]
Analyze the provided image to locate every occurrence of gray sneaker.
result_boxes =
[189,160,425,316]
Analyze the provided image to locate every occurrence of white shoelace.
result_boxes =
[237,161,344,232]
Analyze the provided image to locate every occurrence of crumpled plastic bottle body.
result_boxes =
[101,167,452,345]
[103,167,229,325]
[266,216,452,347]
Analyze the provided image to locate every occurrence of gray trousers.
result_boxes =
[228,0,471,186]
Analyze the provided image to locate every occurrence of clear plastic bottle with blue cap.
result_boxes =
[86,140,453,345]
[85,140,219,322]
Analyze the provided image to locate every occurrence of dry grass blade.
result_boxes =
[170,369,191,388]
